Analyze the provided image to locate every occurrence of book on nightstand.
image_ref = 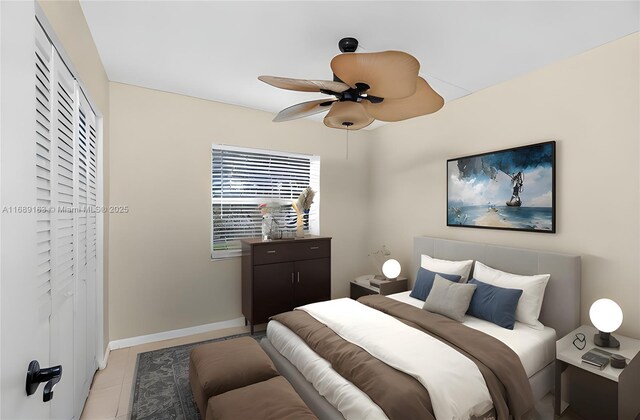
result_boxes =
[369,277,386,288]
[581,348,610,370]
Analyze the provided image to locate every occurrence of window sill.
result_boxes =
[211,251,242,261]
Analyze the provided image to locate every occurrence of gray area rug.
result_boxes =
[130,331,266,420]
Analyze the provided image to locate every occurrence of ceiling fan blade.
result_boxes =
[331,51,420,99]
[323,101,374,130]
[273,99,336,122]
[258,76,351,93]
[363,77,444,122]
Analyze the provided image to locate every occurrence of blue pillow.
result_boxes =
[466,279,523,330]
[410,268,462,301]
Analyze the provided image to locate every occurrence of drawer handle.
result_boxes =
[266,250,276,254]
[291,272,294,284]
[310,246,319,250]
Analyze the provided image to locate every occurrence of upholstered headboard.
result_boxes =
[413,236,581,338]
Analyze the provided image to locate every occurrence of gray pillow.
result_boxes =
[423,274,477,322]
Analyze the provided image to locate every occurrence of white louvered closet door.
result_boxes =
[85,96,99,383]
[34,21,98,419]
[35,15,54,337]
[49,48,78,419]
[74,93,98,417]
[1,11,99,417]
[1,6,52,418]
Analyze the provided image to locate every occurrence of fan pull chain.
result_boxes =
[346,127,349,160]
[342,122,353,160]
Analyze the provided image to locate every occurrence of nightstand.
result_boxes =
[350,276,408,300]
[555,325,640,420]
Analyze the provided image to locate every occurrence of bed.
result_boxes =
[260,236,581,419]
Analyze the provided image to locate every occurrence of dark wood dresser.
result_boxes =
[241,236,331,334]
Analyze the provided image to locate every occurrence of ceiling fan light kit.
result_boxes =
[324,101,374,130]
[259,37,444,130]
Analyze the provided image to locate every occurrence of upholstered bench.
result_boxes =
[189,336,317,420]
[206,376,317,420]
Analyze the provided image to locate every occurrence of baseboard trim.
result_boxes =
[108,317,246,351]
[98,345,111,370]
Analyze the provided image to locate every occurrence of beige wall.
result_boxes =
[38,0,111,350]
[108,83,371,340]
[368,33,640,338]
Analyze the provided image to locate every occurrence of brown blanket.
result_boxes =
[272,310,435,420]
[272,296,534,420]
[359,295,534,420]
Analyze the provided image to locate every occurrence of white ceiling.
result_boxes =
[80,1,639,129]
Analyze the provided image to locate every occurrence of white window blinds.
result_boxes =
[211,145,320,258]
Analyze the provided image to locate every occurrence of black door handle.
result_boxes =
[26,360,62,402]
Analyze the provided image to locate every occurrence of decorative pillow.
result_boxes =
[467,279,523,329]
[421,254,473,282]
[473,262,550,330]
[423,275,477,322]
[409,267,461,301]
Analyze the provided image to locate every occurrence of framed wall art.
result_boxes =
[447,141,556,233]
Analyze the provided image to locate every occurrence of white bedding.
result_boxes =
[267,320,388,420]
[267,293,556,420]
[299,298,493,420]
[388,291,557,378]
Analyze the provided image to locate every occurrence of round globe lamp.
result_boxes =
[382,259,401,280]
[589,298,623,349]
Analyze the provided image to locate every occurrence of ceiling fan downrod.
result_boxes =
[338,37,358,53]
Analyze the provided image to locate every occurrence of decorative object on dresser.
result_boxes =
[555,325,640,420]
[241,236,331,334]
[447,141,556,233]
[350,275,408,300]
[292,187,315,238]
[259,202,282,240]
[589,298,624,349]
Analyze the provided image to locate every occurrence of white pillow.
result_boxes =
[421,255,473,282]
[473,261,550,330]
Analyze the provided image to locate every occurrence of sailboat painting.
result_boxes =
[447,141,555,233]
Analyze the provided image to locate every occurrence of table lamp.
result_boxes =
[589,298,623,349]
[382,259,401,280]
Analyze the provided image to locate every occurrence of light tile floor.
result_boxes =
[80,323,581,420]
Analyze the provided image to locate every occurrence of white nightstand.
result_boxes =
[555,325,640,419]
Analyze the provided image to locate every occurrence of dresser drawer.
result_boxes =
[252,243,295,265]
[252,239,331,265]
[294,240,331,261]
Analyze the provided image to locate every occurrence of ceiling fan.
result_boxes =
[258,37,444,130]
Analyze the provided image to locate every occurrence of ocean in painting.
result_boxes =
[448,205,553,231]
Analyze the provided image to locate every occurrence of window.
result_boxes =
[211,145,320,258]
